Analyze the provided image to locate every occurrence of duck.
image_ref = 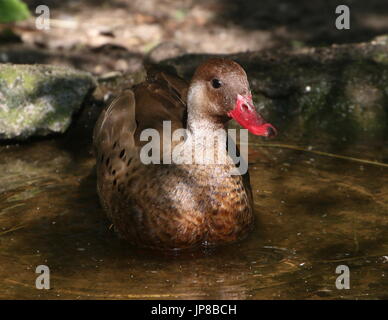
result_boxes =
[93,58,276,250]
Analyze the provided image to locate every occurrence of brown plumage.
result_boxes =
[93,58,276,250]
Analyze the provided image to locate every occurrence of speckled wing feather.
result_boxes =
[93,90,137,217]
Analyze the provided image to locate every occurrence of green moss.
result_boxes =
[373,53,388,65]
[0,65,41,101]
[0,64,96,140]
[0,0,30,23]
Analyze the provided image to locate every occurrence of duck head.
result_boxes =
[187,58,276,137]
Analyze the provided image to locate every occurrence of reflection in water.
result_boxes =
[0,136,387,299]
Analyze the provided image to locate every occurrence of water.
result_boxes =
[0,133,387,299]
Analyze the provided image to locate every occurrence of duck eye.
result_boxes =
[211,78,222,89]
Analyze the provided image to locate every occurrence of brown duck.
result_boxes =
[93,58,276,250]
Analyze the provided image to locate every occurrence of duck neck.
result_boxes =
[186,107,231,167]
[186,82,227,139]
[187,113,227,139]
[184,82,232,167]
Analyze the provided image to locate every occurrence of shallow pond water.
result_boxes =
[0,133,387,299]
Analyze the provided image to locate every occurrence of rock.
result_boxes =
[159,36,388,150]
[147,42,186,63]
[0,64,96,140]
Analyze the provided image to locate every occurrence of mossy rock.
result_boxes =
[0,64,96,140]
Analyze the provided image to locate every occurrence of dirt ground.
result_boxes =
[1,0,388,75]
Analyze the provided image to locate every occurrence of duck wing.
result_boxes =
[93,91,138,212]
[93,68,189,160]
[132,69,189,146]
